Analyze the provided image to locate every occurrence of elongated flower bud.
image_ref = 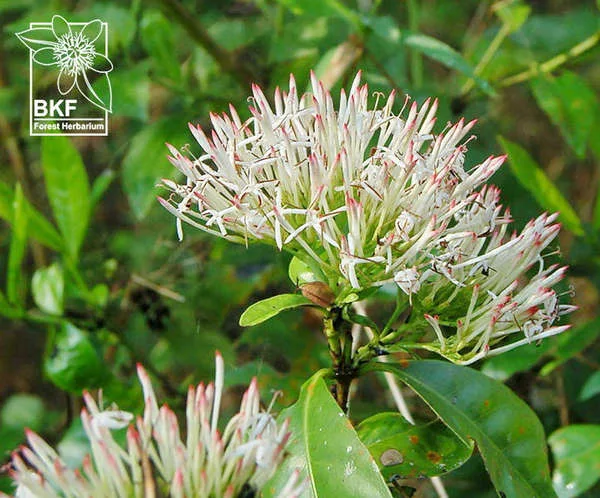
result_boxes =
[2,354,303,498]
[161,72,573,363]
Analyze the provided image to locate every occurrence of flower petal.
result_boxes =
[57,69,76,95]
[15,28,57,50]
[32,47,57,66]
[90,53,113,73]
[51,15,70,39]
[80,19,103,43]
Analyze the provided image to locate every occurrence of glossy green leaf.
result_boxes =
[498,136,583,236]
[403,33,495,95]
[530,72,598,158]
[365,360,556,497]
[549,425,600,497]
[494,0,531,33]
[7,184,28,306]
[0,180,62,251]
[263,371,393,498]
[45,322,108,392]
[357,412,473,478]
[122,117,188,220]
[578,371,600,402]
[41,135,91,260]
[239,294,312,327]
[32,263,64,315]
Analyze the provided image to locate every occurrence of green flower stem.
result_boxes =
[407,0,423,88]
[324,311,342,359]
[324,308,356,412]
[24,310,65,326]
[63,257,94,304]
[498,31,600,88]
[460,23,510,96]
[381,292,409,337]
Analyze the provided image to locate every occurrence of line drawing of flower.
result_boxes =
[16,15,113,113]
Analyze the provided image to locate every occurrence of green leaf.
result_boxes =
[0,394,46,460]
[288,256,319,286]
[494,0,531,33]
[107,65,150,120]
[41,136,91,260]
[342,307,380,333]
[357,412,473,478]
[363,16,408,88]
[140,10,181,82]
[122,117,188,220]
[207,19,264,51]
[1,394,45,432]
[7,184,28,306]
[0,180,63,251]
[263,371,393,498]
[289,255,319,285]
[45,322,108,392]
[90,284,109,309]
[591,111,600,163]
[530,72,599,158]
[481,341,551,381]
[87,2,136,52]
[579,371,600,402]
[31,263,64,315]
[403,33,495,96]
[239,294,312,327]
[540,318,600,376]
[274,0,361,28]
[365,361,556,497]
[549,425,600,497]
[90,169,116,210]
[0,289,20,319]
[498,136,583,236]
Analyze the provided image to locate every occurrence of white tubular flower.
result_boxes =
[2,354,302,498]
[160,72,573,362]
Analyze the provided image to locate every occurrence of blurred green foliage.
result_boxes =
[0,0,599,496]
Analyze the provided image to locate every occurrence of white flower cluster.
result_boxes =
[4,354,302,498]
[160,72,573,363]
